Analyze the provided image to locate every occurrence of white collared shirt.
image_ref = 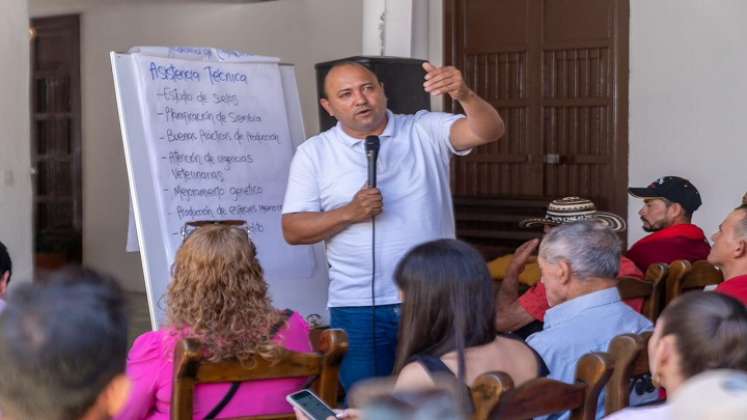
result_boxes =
[282,110,467,307]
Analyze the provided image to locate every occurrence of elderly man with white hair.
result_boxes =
[526,221,653,420]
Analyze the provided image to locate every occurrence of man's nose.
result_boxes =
[638,207,645,216]
[353,90,368,105]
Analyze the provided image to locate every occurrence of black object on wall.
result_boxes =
[314,56,431,133]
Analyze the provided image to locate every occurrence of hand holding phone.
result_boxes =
[287,390,339,420]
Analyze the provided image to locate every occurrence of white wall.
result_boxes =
[30,0,363,291]
[360,0,444,110]
[628,0,747,244]
[0,0,33,286]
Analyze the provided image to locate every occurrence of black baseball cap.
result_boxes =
[628,176,702,214]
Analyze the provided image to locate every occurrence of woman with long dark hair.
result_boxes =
[392,239,547,390]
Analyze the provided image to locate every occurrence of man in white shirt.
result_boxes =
[281,61,504,390]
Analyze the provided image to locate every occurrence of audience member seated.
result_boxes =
[294,386,467,420]
[357,388,467,420]
[627,176,710,271]
[526,221,653,420]
[0,241,11,313]
[391,239,548,400]
[494,197,644,337]
[605,292,747,419]
[117,224,312,419]
[669,370,747,420]
[708,203,747,304]
[0,268,130,420]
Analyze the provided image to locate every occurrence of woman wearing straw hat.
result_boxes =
[491,197,644,338]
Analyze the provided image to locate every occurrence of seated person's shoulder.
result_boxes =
[128,329,174,363]
[495,334,536,355]
[285,310,311,334]
[493,335,544,380]
[274,310,312,352]
[616,301,653,326]
[394,360,435,391]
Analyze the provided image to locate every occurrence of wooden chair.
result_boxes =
[470,371,514,420]
[605,332,653,415]
[171,329,348,420]
[665,259,723,304]
[617,263,668,321]
[486,352,613,420]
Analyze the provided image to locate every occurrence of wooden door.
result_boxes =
[30,15,82,267]
[445,0,629,256]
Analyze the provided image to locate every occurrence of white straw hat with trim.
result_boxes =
[518,196,626,232]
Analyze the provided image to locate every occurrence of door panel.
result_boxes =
[31,15,82,267]
[446,0,629,256]
[450,0,543,201]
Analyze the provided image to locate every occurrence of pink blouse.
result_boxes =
[116,311,312,420]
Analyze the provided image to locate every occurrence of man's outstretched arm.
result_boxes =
[422,62,505,151]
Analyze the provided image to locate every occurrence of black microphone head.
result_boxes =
[365,135,380,155]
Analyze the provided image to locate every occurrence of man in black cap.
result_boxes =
[627,176,711,271]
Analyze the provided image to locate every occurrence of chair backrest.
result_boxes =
[665,259,723,304]
[487,352,613,420]
[617,263,668,321]
[604,332,653,415]
[470,371,514,420]
[171,328,348,420]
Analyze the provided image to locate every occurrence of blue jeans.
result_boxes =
[329,304,400,392]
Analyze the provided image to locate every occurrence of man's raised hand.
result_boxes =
[422,62,471,101]
[505,238,540,281]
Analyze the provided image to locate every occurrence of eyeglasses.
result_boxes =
[180,219,250,242]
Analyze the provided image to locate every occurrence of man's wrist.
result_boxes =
[455,88,477,104]
[503,272,521,285]
[337,205,353,225]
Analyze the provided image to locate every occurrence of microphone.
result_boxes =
[365,135,380,187]
[364,135,380,376]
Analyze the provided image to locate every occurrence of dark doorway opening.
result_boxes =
[30,14,82,270]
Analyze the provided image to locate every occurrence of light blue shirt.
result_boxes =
[527,287,653,420]
[282,110,467,307]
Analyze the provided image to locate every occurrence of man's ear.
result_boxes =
[101,374,131,417]
[0,271,9,298]
[656,335,677,378]
[668,202,686,219]
[735,238,747,259]
[558,260,572,285]
[319,98,334,117]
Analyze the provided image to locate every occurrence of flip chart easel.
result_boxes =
[111,47,328,329]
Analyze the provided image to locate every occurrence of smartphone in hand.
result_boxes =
[286,390,339,420]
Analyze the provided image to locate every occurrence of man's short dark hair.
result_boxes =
[0,267,128,420]
[0,240,11,284]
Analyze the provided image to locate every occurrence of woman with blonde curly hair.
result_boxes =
[116,224,312,419]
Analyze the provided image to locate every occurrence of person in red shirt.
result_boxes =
[708,203,747,305]
[495,197,644,338]
[627,176,711,272]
